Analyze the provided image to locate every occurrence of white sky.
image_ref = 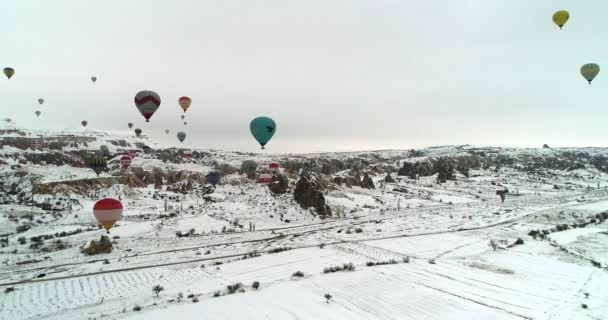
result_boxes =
[1,1,607,153]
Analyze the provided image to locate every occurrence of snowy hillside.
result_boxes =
[1,128,608,320]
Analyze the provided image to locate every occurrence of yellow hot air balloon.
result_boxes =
[581,63,600,84]
[552,10,569,29]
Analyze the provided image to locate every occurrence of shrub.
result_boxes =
[354,228,363,233]
[292,271,305,278]
[4,287,15,293]
[187,293,195,298]
[324,293,332,303]
[268,247,292,254]
[133,305,142,311]
[213,291,221,297]
[319,243,326,249]
[514,238,524,245]
[192,297,199,303]
[226,282,243,294]
[103,259,110,264]
[323,263,355,273]
[252,281,260,290]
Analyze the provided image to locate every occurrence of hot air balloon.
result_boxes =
[159,150,171,163]
[581,63,600,84]
[87,156,107,176]
[164,129,170,134]
[93,198,123,233]
[269,162,280,173]
[177,131,186,143]
[241,160,258,173]
[128,122,133,129]
[37,98,44,105]
[35,111,41,118]
[134,90,161,122]
[134,128,142,137]
[257,173,273,184]
[250,117,276,149]
[91,76,97,83]
[183,121,187,126]
[206,172,221,187]
[552,10,569,29]
[120,155,132,169]
[3,67,14,79]
[81,120,88,128]
[178,96,191,112]
[3,118,11,123]
[183,150,193,158]
[181,115,185,120]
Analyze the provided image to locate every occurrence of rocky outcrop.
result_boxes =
[80,236,113,255]
[360,173,375,189]
[32,175,146,195]
[294,176,331,217]
[384,173,395,183]
[269,174,289,194]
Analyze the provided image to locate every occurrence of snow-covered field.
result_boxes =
[1,128,608,320]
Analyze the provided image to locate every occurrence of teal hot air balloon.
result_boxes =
[580,63,600,84]
[250,117,276,149]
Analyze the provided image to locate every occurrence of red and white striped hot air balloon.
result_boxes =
[183,150,193,158]
[93,198,123,232]
[120,155,132,169]
[269,162,280,173]
[134,90,161,122]
[257,173,273,184]
[178,96,191,113]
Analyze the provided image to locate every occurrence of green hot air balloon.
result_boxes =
[177,131,186,143]
[87,156,107,177]
[250,117,276,149]
[581,63,600,84]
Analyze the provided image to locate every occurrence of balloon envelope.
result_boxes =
[93,198,123,231]
[552,10,569,29]
[206,172,221,186]
[257,173,273,184]
[250,117,276,149]
[120,155,132,169]
[178,96,191,112]
[91,76,97,83]
[38,98,44,105]
[87,156,107,176]
[3,67,14,79]
[134,128,142,137]
[81,120,88,127]
[269,162,280,172]
[35,111,41,117]
[134,90,161,122]
[177,131,186,143]
[128,123,133,129]
[581,63,600,84]
[165,129,170,134]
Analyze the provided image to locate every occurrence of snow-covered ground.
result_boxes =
[1,128,608,320]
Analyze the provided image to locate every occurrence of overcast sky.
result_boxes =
[1,1,606,153]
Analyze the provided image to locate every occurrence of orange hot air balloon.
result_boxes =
[93,198,123,232]
[178,96,191,112]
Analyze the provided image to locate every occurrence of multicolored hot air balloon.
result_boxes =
[250,117,276,149]
[120,155,132,169]
[269,162,280,173]
[37,98,44,105]
[35,111,41,118]
[134,128,142,137]
[206,172,221,187]
[93,198,123,233]
[178,96,191,112]
[552,10,570,29]
[257,173,273,184]
[134,90,161,122]
[581,63,600,84]
[3,67,14,79]
[91,76,97,83]
[177,131,186,143]
[81,120,88,128]
[128,122,133,129]
[87,156,107,176]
